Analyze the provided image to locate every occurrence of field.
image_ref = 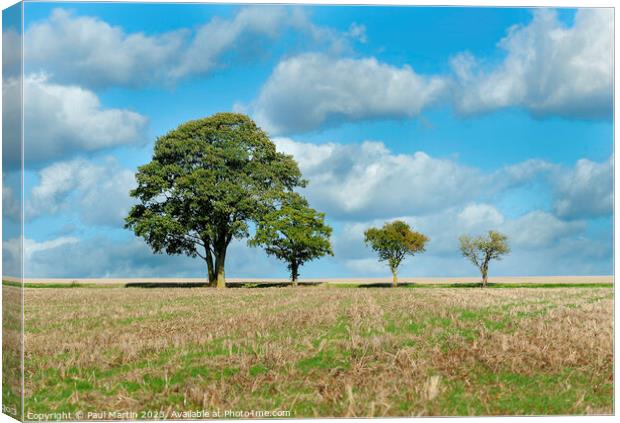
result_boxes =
[8,285,615,418]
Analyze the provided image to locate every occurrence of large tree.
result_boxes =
[249,192,333,286]
[459,230,510,287]
[364,220,428,287]
[125,113,305,288]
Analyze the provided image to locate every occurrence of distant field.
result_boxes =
[15,286,613,417]
[2,275,614,287]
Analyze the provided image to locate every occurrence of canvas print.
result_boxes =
[1,0,614,420]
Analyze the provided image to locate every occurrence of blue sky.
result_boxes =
[2,2,614,279]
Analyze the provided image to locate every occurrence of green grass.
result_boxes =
[297,349,351,373]
[440,368,613,415]
[19,287,613,417]
[2,280,121,288]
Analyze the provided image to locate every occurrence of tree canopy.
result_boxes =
[459,230,510,287]
[364,220,428,287]
[125,112,305,288]
[249,192,333,285]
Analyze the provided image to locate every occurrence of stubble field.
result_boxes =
[14,286,614,417]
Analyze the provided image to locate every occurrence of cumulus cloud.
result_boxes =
[452,9,613,120]
[24,7,363,88]
[168,7,285,79]
[2,236,80,277]
[25,8,187,88]
[332,204,595,277]
[338,205,580,256]
[26,157,136,226]
[254,53,447,134]
[499,156,612,220]
[552,156,613,219]
[457,203,505,231]
[500,159,556,187]
[276,137,613,222]
[2,236,22,277]
[274,137,487,218]
[503,210,586,248]
[20,151,602,278]
[249,9,612,133]
[270,137,610,276]
[2,184,21,222]
[14,236,196,278]
[275,137,612,220]
[10,74,148,164]
[4,235,280,279]
[2,28,21,78]
[2,75,22,170]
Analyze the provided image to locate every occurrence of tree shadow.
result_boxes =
[358,283,418,288]
[124,281,325,288]
[125,282,211,288]
[358,282,489,288]
[227,282,324,288]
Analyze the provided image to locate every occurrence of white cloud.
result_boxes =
[404,206,581,254]
[503,210,586,248]
[277,137,613,221]
[2,236,79,277]
[457,203,505,230]
[24,7,362,88]
[452,9,613,120]
[409,205,509,255]
[16,236,196,278]
[26,157,136,226]
[2,74,22,169]
[275,137,488,219]
[332,204,596,278]
[250,9,612,133]
[7,235,280,279]
[7,193,609,279]
[168,7,287,80]
[25,8,186,88]
[497,156,612,220]
[15,74,148,163]
[331,205,509,268]
[254,53,447,134]
[344,258,388,276]
[280,136,613,224]
[552,156,613,219]
[1,236,21,277]
[2,28,21,78]
[2,184,21,222]
[23,236,80,262]
[277,138,612,272]
[500,159,556,187]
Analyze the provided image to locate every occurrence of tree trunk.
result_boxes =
[216,267,225,288]
[205,247,216,287]
[481,267,488,288]
[207,268,217,287]
[215,248,227,289]
[391,266,398,287]
[290,261,299,287]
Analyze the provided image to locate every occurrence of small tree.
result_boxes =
[459,230,510,287]
[364,220,428,287]
[249,193,333,286]
[125,113,305,288]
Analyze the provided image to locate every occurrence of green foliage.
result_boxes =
[459,230,510,287]
[125,113,305,287]
[249,192,333,282]
[364,220,428,285]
